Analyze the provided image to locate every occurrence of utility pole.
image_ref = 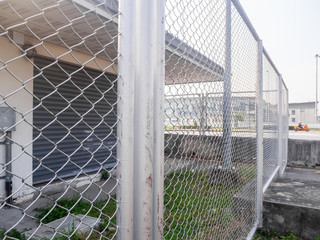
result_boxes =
[316,54,319,123]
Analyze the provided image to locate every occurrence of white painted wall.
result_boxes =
[0,36,34,199]
[0,35,117,201]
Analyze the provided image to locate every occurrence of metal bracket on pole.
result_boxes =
[256,40,264,228]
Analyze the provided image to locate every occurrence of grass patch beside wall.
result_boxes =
[1,166,256,240]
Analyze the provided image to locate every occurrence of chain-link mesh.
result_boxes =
[164,0,258,238]
[262,53,279,189]
[0,0,119,239]
[0,0,289,239]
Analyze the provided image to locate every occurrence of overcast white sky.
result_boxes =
[240,0,320,103]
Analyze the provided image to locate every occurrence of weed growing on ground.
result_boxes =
[254,229,320,239]
[163,169,255,239]
[33,195,117,239]
[0,228,26,240]
[254,229,299,239]
[1,167,257,240]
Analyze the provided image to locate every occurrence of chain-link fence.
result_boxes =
[0,0,120,239]
[262,52,280,191]
[0,0,288,239]
[280,81,289,176]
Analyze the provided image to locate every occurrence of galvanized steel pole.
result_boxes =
[117,0,135,238]
[278,75,283,177]
[152,0,165,239]
[316,55,319,123]
[222,0,232,169]
[133,0,157,239]
[256,40,264,228]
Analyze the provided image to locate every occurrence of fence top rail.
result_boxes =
[231,0,284,81]
[231,0,260,42]
[262,48,281,77]
[281,77,289,91]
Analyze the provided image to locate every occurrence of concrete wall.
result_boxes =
[164,132,258,164]
[0,35,117,201]
[287,139,320,168]
[263,201,320,240]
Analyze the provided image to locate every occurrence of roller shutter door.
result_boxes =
[33,56,117,184]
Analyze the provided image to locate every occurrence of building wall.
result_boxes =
[0,35,117,201]
[289,103,315,125]
[0,36,34,199]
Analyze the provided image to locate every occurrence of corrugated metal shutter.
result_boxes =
[33,56,117,184]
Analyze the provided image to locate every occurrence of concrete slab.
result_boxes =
[0,178,117,232]
[24,214,99,239]
[263,167,320,239]
[0,207,39,231]
[264,178,320,209]
[282,167,320,182]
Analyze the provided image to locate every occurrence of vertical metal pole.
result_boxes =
[223,0,232,169]
[278,75,283,177]
[256,40,264,227]
[117,0,135,238]
[152,0,165,239]
[316,55,318,123]
[133,0,155,239]
[286,88,289,164]
[4,131,13,205]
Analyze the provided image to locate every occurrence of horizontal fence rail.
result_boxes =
[0,0,288,239]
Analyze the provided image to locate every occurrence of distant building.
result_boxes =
[164,95,257,129]
[289,102,316,125]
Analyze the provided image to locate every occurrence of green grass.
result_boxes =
[163,169,254,239]
[253,229,320,239]
[253,229,299,239]
[1,167,256,240]
[33,195,117,239]
[0,228,26,240]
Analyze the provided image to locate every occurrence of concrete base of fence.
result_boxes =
[262,167,320,240]
[263,201,320,240]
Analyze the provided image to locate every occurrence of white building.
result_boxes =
[289,101,316,125]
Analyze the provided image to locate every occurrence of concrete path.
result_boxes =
[263,167,320,240]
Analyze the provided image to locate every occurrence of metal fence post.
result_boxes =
[153,0,165,238]
[223,0,232,170]
[117,0,135,239]
[133,0,162,239]
[256,40,264,228]
[278,75,283,177]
